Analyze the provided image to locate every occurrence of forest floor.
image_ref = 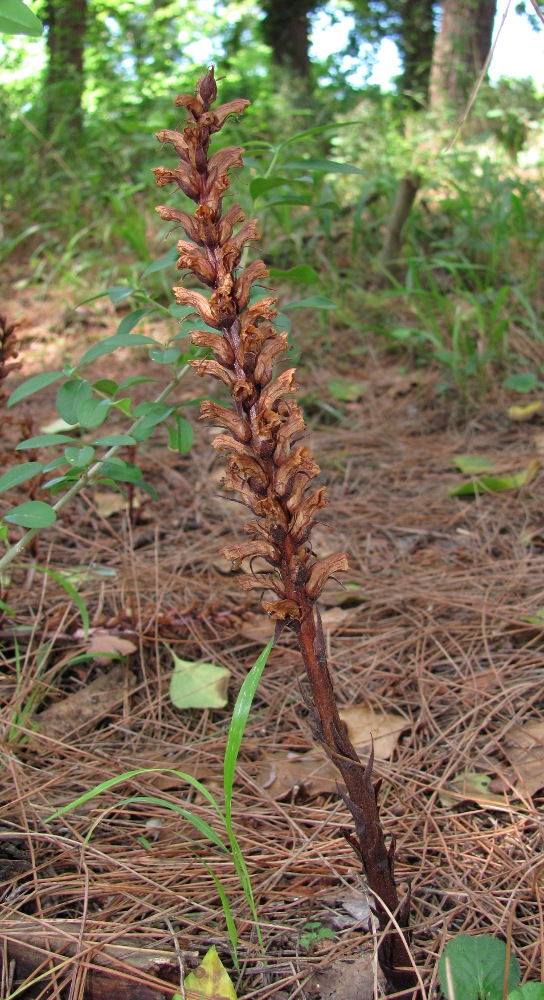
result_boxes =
[1,281,544,1000]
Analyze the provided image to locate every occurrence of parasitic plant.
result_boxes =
[0,316,21,411]
[154,68,420,999]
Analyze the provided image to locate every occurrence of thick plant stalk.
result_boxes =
[154,68,419,999]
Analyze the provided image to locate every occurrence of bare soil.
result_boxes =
[1,284,543,1000]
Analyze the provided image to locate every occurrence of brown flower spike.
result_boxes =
[154,69,419,999]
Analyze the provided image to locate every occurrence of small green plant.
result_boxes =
[298,920,336,952]
[439,934,544,1000]
[46,637,274,969]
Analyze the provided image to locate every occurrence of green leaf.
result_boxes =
[107,285,135,303]
[452,455,495,474]
[169,651,230,709]
[7,371,63,408]
[117,376,157,391]
[42,456,70,473]
[76,397,111,429]
[116,308,152,337]
[223,639,273,823]
[79,332,159,367]
[148,347,181,364]
[92,379,119,396]
[504,372,539,393]
[64,445,95,467]
[282,158,364,175]
[508,985,544,999]
[439,934,520,1000]
[168,303,194,319]
[132,402,176,440]
[327,378,364,402]
[282,296,336,311]
[268,265,318,285]
[99,460,142,483]
[91,434,136,447]
[183,946,237,1000]
[37,567,90,637]
[57,379,92,425]
[249,176,289,198]
[0,462,43,492]
[0,0,43,36]
[449,460,540,496]
[140,246,179,277]
[3,501,56,528]
[15,434,75,450]
[167,415,194,453]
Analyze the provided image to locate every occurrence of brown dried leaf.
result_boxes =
[86,634,137,661]
[35,665,135,740]
[308,952,382,1000]
[506,719,544,796]
[338,704,406,759]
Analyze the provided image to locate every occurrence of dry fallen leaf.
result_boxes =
[255,706,406,799]
[505,719,544,796]
[339,704,406,759]
[309,952,382,1000]
[86,633,137,662]
[438,771,512,811]
[35,665,135,740]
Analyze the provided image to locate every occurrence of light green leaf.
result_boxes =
[0,0,43,36]
[7,371,63,408]
[183,946,237,1000]
[328,378,364,402]
[269,265,318,285]
[452,455,495,474]
[3,501,56,528]
[282,296,336,311]
[169,650,230,709]
[449,460,540,496]
[439,934,520,1000]
[0,462,43,492]
[223,639,273,821]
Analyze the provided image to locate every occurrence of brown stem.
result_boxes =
[296,604,420,999]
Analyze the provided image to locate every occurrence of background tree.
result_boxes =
[429,0,497,109]
[42,0,87,137]
[259,0,318,79]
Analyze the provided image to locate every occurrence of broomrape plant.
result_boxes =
[152,68,419,999]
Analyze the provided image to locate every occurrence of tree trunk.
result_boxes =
[43,0,87,138]
[260,0,316,78]
[429,0,497,110]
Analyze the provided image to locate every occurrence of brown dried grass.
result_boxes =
[1,335,543,998]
